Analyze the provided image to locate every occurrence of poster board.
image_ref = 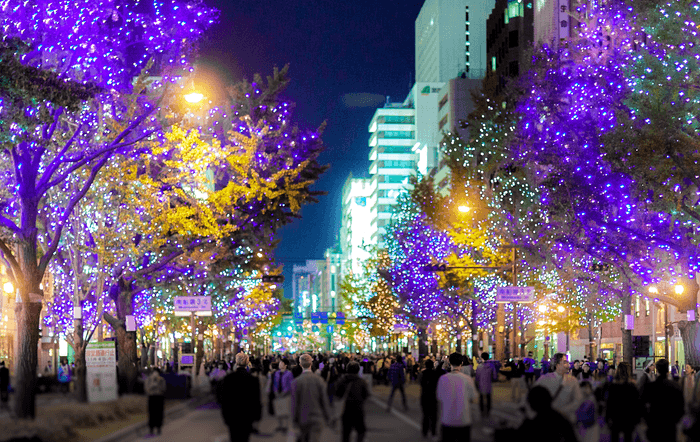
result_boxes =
[86,341,118,403]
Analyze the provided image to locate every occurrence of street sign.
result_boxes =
[336,312,345,325]
[320,312,328,324]
[495,286,535,303]
[174,296,212,312]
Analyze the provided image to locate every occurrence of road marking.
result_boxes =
[369,397,421,431]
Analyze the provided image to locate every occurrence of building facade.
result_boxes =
[415,0,496,82]
[367,99,418,248]
[486,0,535,90]
[340,174,374,278]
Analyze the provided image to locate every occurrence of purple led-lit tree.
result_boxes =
[508,0,700,364]
[0,0,216,417]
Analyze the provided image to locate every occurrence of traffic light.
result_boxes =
[261,274,284,283]
[423,264,447,272]
[590,263,609,272]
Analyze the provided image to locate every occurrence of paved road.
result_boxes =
[125,383,520,442]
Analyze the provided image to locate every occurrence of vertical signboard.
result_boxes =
[86,341,118,403]
[559,0,571,40]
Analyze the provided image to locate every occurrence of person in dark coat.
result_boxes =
[386,355,407,411]
[218,352,262,442]
[641,358,685,442]
[334,361,370,442]
[518,386,577,442]
[605,362,642,442]
[144,367,167,435]
[0,361,9,408]
[419,359,440,439]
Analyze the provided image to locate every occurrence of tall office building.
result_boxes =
[340,174,374,277]
[486,0,535,91]
[414,0,496,196]
[415,0,496,82]
[367,98,417,248]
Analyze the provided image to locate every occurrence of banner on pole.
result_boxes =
[86,341,118,403]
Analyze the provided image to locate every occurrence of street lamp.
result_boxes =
[184,91,204,104]
[458,205,471,213]
[3,282,13,294]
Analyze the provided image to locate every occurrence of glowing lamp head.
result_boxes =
[675,284,684,295]
[458,205,471,213]
[538,304,547,313]
[557,306,565,313]
[184,92,204,103]
[3,282,13,294]
[648,286,659,294]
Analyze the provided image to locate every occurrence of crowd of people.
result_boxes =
[139,350,700,442]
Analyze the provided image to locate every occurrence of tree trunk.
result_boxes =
[587,314,595,361]
[12,300,43,419]
[104,313,138,394]
[679,320,700,367]
[74,318,88,403]
[620,295,633,366]
[471,300,479,357]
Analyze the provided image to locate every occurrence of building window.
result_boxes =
[509,61,519,77]
[635,296,640,317]
[645,298,650,316]
[509,30,519,48]
[439,115,448,130]
[383,115,415,124]
[382,130,414,139]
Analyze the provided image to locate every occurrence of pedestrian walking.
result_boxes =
[518,386,577,442]
[436,352,477,442]
[270,358,294,432]
[144,367,167,436]
[605,362,642,442]
[386,355,408,411]
[475,352,496,417]
[291,353,332,442]
[681,364,697,410]
[0,361,9,410]
[321,357,340,405]
[523,351,537,386]
[534,353,582,423]
[218,352,262,442]
[641,358,685,442]
[58,359,71,394]
[636,360,656,395]
[334,361,370,442]
[420,359,440,440]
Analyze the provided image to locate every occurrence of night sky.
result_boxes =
[197,0,426,294]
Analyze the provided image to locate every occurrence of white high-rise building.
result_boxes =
[415,0,495,82]
[340,175,374,277]
[367,98,418,247]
